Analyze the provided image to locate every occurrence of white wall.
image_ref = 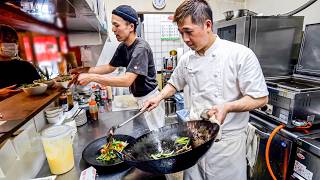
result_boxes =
[97,0,244,66]
[245,0,320,27]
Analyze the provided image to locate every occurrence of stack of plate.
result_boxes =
[45,107,64,124]
[74,109,87,127]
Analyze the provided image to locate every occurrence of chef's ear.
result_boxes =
[204,19,213,32]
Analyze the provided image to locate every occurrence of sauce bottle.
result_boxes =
[89,100,98,121]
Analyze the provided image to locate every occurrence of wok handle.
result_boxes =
[209,116,222,142]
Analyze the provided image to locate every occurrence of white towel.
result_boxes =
[246,123,259,177]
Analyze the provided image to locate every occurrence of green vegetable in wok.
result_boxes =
[150,137,192,160]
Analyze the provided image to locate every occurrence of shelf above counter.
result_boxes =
[0,88,64,143]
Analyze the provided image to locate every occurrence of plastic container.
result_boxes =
[174,93,184,111]
[176,109,189,122]
[41,125,74,175]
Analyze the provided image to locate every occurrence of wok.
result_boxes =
[82,134,136,173]
[119,120,220,174]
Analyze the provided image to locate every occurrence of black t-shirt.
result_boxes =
[0,59,40,89]
[109,38,157,97]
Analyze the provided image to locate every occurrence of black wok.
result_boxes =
[119,120,220,174]
[82,134,136,173]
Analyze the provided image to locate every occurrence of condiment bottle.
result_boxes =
[107,86,113,101]
[89,100,98,121]
[66,89,74,110]
[100,86,107,101]
[59,93,68,112]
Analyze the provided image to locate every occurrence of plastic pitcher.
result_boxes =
[41,125,74,175]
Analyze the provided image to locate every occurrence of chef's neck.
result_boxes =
[196,34,216,56]
[124,32,137,47]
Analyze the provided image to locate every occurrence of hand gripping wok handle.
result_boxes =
[209,115,222,142]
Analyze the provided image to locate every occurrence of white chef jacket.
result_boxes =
[167,36,268,179]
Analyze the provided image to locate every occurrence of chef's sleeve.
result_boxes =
[126,47,148,76]
[167,57,187,91]
[238,49,269,98]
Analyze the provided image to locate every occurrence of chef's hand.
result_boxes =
[207,104,228,125]
[69,67,90,74]
[141,96,162,112]
[77,73,94,86]
[0,85,21,98]
[67,74,79,88]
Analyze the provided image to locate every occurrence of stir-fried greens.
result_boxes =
[150,137,192,160]
[21,83,40,88]
[56,75,72,82]
[96,139,128,162]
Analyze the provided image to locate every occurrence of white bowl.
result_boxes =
[45,111,62,118]
[22,83,47,96]
[45,107,63,115]
[57,81,70,89]
[47,114,63,124]
[34,79,55,88]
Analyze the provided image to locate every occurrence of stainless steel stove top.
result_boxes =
[266,77,320,92]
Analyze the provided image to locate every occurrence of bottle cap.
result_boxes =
[89,100,97,105]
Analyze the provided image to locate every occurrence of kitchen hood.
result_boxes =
[2,0,107,34]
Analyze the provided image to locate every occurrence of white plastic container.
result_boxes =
[0,140,18,178]
[41,125,74,175]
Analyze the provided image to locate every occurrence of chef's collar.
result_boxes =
[192,35,220,58]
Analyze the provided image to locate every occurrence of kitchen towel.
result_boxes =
[246,123,259,178]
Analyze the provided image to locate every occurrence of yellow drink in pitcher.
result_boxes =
[41,125,75,175]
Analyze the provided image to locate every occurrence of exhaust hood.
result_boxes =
[2,0,107,34]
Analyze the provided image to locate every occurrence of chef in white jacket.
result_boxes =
[142,0,269,179]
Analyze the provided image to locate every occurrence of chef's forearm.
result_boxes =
[93,74,133,87]
[157,84,177,101]
[224,95,268,113]
[88,64,116,74]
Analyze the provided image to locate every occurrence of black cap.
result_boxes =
[112,5,138,25]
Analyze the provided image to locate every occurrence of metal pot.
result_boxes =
[165,98,176,116]
[223,9,257,20]
[223,10,234,20]
[236,9,257,17]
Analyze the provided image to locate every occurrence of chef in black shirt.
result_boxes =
[0,24,40,100]
[71,5,165,130]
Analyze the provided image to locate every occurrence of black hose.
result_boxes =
[280,0,318,16]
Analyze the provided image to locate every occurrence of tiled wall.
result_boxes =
[143,14,190,71]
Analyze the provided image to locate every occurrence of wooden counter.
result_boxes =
[0,88,64,142]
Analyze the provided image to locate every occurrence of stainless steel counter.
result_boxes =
[36,110,167,180]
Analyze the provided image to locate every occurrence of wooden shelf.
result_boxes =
[0,4,65,36]
[0,88,64,143]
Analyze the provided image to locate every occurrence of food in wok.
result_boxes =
[150,137,191,160]
[82,135,136,172]
[96,139,128,162]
